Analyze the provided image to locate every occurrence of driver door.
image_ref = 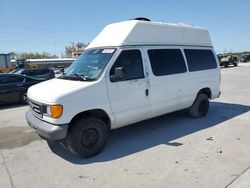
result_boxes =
[106,49,150,128]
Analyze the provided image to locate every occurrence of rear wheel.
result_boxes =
[233,63,238,67]
[66,117,109,158]
[188,93,209,118]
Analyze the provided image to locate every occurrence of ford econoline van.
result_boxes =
[26,19,220,158]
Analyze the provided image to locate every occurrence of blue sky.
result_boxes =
[0,0,249,56]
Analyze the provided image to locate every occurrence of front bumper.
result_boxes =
[26,110,68,140]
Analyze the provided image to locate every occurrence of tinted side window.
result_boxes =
[38,69,49,75]
[35,70,43,75]
[24,70,34,76]
[22,70,28,75]
[148,49,187,76]
[0,76,24,84]
[184,49,217,71]
[10,76,24,83]
[110,50,144,82]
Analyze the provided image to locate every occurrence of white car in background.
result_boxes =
[52,69,63,78]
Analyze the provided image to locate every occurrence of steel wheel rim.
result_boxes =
[81,128,98,147]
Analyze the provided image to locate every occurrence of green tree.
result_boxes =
[9,52,17,59]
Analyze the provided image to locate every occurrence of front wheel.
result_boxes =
[188,93,209,118]
[66,117,109,158]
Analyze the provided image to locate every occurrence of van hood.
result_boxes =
[28,78,94,103]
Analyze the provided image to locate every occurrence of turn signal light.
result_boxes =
[50,105,63,119]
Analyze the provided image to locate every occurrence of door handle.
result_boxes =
[145,89,149,96]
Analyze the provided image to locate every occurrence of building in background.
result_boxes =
[65,42,87,58]
[0,54,11,68]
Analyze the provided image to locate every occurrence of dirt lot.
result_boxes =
[0,64,250,188]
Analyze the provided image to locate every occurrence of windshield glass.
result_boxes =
[62,48,116,81]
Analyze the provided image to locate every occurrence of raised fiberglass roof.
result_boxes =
[86,20,212,49]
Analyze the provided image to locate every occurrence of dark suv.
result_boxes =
[240,55,250,63]
[0,74,44,105]
[14,69,55,80]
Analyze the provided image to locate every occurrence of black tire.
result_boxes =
[224,63,229,68]
[188,93,209,118]
[20,91,27,104]
[66,117,109,158]
[233,63,238,67]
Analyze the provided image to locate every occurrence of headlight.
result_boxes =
[45,104,63,119]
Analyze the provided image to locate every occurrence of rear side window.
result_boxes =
[148,49,187,76]
[184,49,217,71]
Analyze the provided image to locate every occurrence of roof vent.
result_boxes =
[132,17,151,21]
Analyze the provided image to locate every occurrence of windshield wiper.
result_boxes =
[59,73,91,81]
[73,73,87,81]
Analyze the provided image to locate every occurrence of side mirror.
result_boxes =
[110,67,125,82]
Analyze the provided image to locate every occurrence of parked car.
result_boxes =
[13,68,55,80]
[0,74,44,105]
[240,55,250,63]
[26,19,221,158]
[52,68,63,78]
[218,55,238,67]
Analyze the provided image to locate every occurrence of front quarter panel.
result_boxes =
[42,79,114,126]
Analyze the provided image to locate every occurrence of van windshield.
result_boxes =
[61,48,116,81]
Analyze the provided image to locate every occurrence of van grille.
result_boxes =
[29,100,42,117]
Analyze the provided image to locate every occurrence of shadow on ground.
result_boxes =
[0,127,41,149]
[48,102,250,164]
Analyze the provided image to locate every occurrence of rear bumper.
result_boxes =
[26,110,68,140]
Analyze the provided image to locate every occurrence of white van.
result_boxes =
[26,19,221,158]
